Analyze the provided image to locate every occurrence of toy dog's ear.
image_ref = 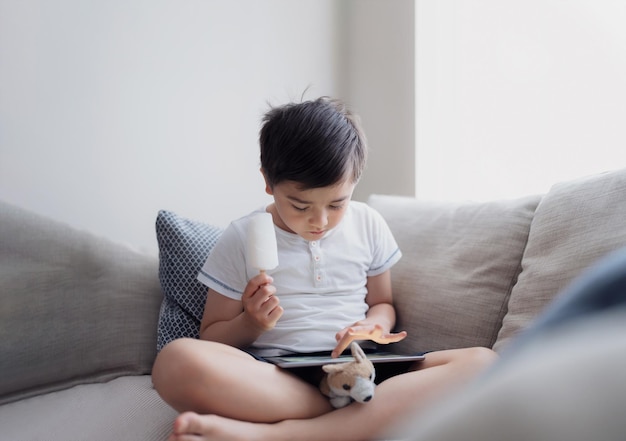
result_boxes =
[350,342,367,363]
[322,363,345,374]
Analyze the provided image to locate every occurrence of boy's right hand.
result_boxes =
[241,273,283,332]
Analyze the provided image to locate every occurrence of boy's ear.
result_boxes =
[260,168,273,195]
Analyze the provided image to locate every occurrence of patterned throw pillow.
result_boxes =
[155,210,222,351]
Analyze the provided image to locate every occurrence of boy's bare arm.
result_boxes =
[199,273,283,348]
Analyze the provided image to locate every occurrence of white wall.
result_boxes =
[5,1,623,251]
[0,0,341,253]
[416,0,626,201]
[0,0,416,254]
[6,0,625,253]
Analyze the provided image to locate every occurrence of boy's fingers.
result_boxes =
[332,333,355,358]
[243,274,274,297]
[267,305,284,323]
[332,329,408,357]
[332,326,373,355]
[244,282,276,306]
[377,330,408,344]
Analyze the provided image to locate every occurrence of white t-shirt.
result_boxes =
[197,201,402,356]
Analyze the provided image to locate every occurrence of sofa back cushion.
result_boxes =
[0,201,162,405]
[368,194,540,354]
[494,168,626,351]
[155,210,222,351]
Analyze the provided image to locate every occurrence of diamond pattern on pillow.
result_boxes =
[155,210,222,351]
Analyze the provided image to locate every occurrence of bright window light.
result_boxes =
[415,0,626,201]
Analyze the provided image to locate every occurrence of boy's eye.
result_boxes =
[291,204,343,212]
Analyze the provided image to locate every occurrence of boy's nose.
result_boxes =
[310,211,328,228]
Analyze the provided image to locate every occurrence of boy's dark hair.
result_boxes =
[259,96,368,190]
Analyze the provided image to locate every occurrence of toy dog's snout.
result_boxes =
[352,375,375,403]
[320,342,377,408]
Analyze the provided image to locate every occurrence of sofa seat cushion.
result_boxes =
[495,168,626,351]
[0,375,176,441]
[368,194,540,354]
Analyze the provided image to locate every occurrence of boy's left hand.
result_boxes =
[332,324,407,358]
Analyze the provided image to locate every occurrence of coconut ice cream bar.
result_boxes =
[247,212,279,273]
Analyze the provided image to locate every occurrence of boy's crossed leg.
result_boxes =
[152,338,332,423]
[154,343,496,441]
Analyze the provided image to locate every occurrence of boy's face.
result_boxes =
[265,177,355,242]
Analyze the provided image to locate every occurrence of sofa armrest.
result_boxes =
[0,200,162,404]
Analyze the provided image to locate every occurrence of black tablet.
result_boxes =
[264,352,425,368]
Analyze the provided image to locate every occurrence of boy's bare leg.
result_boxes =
[152,338,333,422]
[166,347,498,441]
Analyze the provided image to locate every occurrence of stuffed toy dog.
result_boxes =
[320,342,376,408]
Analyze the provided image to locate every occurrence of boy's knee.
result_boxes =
[152,338,198,392]
[465,346,499,370]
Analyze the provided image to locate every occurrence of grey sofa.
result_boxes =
[2,167,626,441]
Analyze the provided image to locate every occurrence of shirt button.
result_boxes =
[311,241,317,247]
[314,255,320,261]
[316,275,322,281]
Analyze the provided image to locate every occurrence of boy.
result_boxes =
[152,97,496,441]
